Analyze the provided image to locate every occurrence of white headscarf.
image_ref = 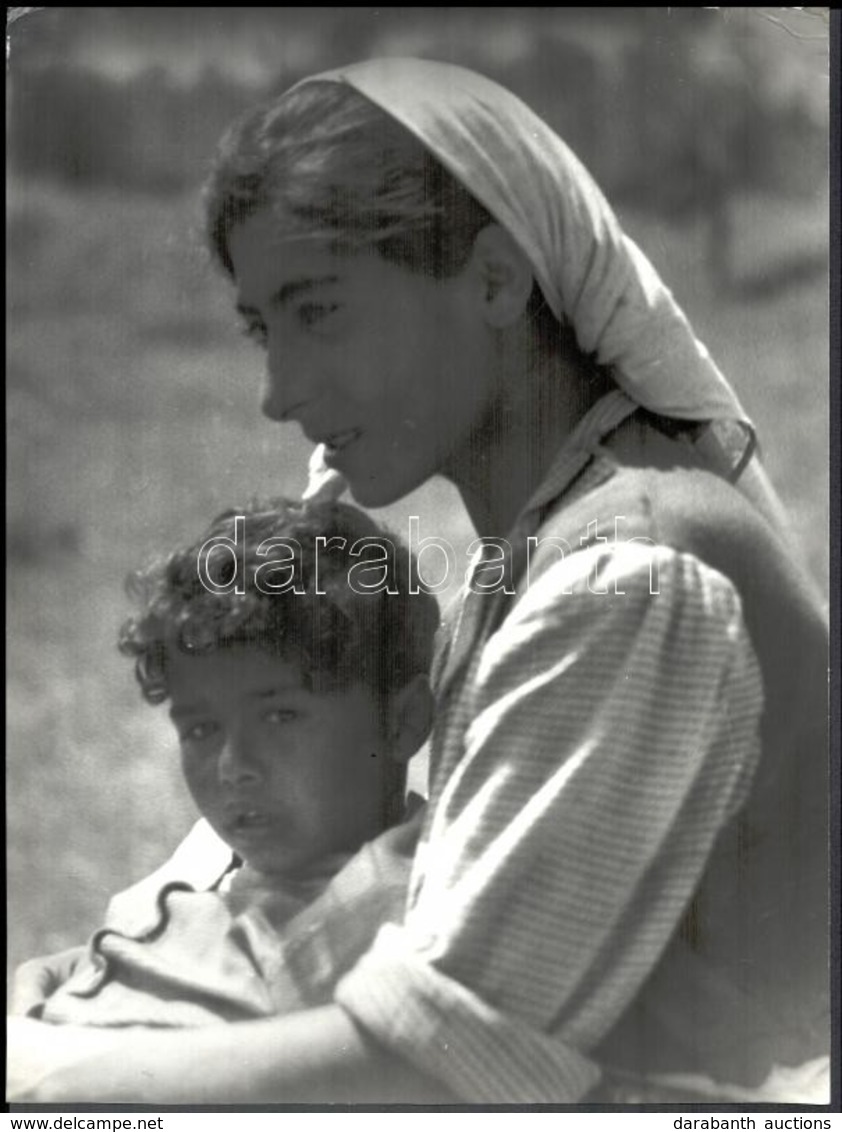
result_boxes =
[298,58,789,529]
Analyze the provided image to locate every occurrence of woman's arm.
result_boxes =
[10,1007,458,1104]
[332,541,768,1101]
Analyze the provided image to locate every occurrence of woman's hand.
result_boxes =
[9,946,86,1016]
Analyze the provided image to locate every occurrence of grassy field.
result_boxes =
[6,173,829,983]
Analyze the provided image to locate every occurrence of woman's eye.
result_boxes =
[297,302,340,329]
[180,721,218,743]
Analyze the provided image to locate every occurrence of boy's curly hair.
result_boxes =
[118,498,441,706]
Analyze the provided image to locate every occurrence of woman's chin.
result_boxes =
[346,474,411,510]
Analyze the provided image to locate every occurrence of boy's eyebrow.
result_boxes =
[250,686,305,700]
[169,687,303,719]
[236,275,340,317]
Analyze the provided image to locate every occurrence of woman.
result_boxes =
[13,58,829,1105]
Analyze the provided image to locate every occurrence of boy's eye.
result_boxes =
[180,721,218,743]
[297,302,340,329]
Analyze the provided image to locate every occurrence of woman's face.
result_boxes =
[229,211,500,508]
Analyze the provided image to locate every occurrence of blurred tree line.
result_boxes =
[8,62,251,192]
[7,7,827,284]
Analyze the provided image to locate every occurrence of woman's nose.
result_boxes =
[261,379,300,423]
[261,337,316,423]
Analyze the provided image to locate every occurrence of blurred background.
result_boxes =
[7,7,830,981]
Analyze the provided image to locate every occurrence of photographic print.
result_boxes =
[6,6,833,1111]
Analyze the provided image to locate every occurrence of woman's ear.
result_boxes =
[469,224,535,329]
[386,674,435,764]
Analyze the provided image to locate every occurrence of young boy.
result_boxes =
[17,497,438,1030]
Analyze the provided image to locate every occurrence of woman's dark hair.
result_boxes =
[203,80,561,342]
[204,82,492,279]
[118,497,440,707]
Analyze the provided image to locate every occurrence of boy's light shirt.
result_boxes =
[218,854,351,921]
[38,812,421,1028]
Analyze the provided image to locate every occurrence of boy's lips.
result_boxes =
[224,806,274,834]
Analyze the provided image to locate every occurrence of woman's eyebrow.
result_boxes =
[237,276,340,318]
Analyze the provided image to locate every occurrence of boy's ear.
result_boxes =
[468,224,535,329]
[387,675,435,763]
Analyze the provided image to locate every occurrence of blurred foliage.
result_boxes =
[7,63,251,192]
[7,8,828,208]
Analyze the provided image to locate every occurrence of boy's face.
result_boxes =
[167,645,393,878]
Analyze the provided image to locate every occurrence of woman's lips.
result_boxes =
[322,428,361,457]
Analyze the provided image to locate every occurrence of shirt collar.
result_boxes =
[513,389,638,536]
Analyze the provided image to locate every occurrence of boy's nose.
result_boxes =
[218,733,262,785]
